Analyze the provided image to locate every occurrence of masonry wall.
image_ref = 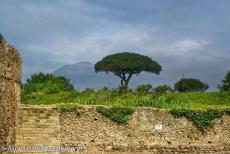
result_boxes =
[0,35,21,153]
[16,105,60,154]
[16,105,230,154]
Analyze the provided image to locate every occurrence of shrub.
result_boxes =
[98,86,109,92]
[174,78,209,92]
[82,88,95,93]
[154,85,172,94]
[135,84,152,95]
[22,72,74,95]
[97,106,135,124]
[117,84,129,94]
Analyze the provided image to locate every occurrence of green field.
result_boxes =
[21,91,230,110]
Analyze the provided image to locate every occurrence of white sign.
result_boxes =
[155,124,163,130]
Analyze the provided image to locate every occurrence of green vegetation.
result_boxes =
[94,52,162,86]
[135,84,152,95]
[96,106,134,124]
[117,84,131,94]
[218,70,230,91]
[21,71,230,132]
[22,90,230,110]
[59,103,78,112]
[22,91,78,105]
[22,72,74,94]
[174,78,209,92]
[154,84,172,94]
[59,103,81,116]
[21,73,230,110]
[21,72,75,104]
[170,108,230,132]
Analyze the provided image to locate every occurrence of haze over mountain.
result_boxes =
[53,62,164,90]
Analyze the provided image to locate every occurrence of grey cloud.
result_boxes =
[0,0,229,90]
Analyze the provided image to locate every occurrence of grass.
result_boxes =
[22,91,78,105]
[22,90,230,131]
[59,103,78,112]
[21,91,230,110]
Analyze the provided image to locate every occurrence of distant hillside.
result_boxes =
[53,62,163,90]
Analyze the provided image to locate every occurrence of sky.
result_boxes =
[1,0,230,90]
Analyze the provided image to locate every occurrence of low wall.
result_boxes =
[15,105,230,154]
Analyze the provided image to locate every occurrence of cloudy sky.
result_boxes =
[1,0,230,90]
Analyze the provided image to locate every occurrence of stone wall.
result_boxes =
[0,35,21,153]
[16,105,230,154]
[16,105,60,154]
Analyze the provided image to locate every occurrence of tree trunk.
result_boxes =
[117,72,133,86]
[121,79,124,85]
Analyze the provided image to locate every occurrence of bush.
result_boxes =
[154,85,172,94]
[98,86,109,92]
[22,72,74,95]
[82,88,95,93]
[97,106,135,124]
[174,78,209,92]
[135,84,152,95]
[117,85,130,94]
[218,71,230,91]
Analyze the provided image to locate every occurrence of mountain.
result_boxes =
[53,62,118,90]
[52,62,162,90]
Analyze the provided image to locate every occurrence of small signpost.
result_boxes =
[155,121,163,131]
[155,124,163,130]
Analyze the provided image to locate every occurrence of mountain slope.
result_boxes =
[53,62,162,90]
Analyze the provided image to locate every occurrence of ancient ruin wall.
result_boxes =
[0,35,21,152]
[16,105,230,154]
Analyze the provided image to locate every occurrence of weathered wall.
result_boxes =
[16,105,230,154]
[0,35,21,153]
[16,105,60,154]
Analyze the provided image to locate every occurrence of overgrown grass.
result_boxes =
[58,103,81,116]
[59,103,78,112]
[22,91,79,105]
[96,106,135,124]
[22,90,230,132]
[21,90,230,110]
[170,108,230,132]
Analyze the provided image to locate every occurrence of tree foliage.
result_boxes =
[174,78,209,92]
[218,71,230,91]
[94,52,162,86]
[22,72,74,95]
